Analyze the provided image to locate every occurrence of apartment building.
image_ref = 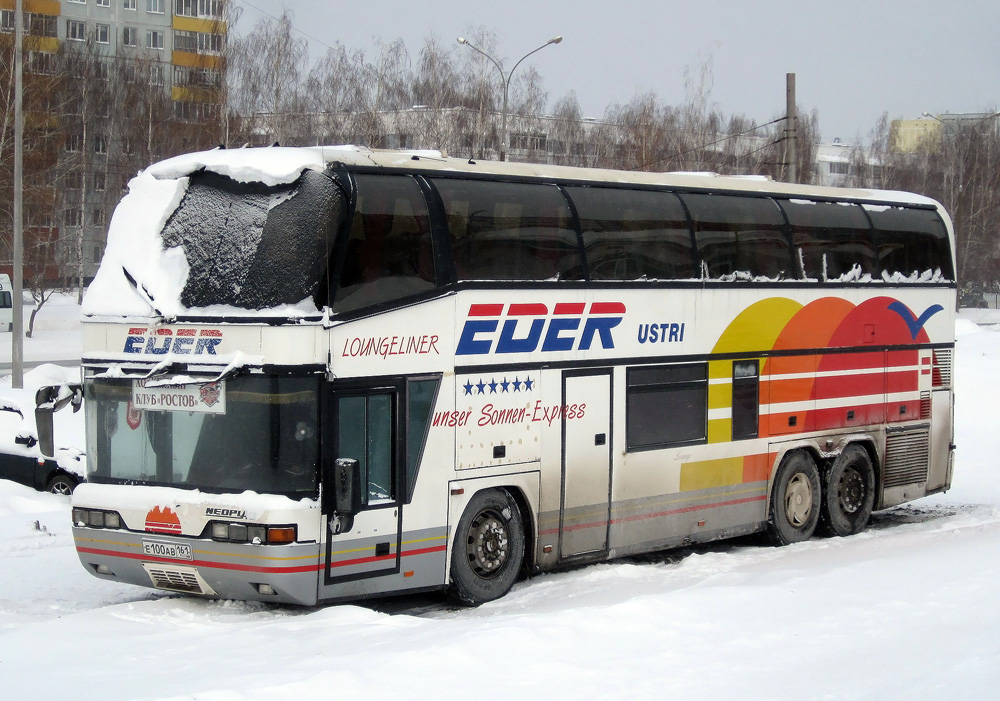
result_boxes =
[0,0,226,282]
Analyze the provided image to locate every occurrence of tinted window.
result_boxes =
[434,179,583,281]
[566,186,695,280]
[335,174,436,313]
[626,363,707,450]
[732,360,759,441]
[682,194,791,279]
[405,377,439,502]
[781,199,877,280]
[338,392,394,503]
[864,205,954,280]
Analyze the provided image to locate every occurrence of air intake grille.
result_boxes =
[144,564,208,594]
[884,427,930,488]
[932,349,953,388]
[920,390,931,419]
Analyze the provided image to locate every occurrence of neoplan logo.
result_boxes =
[456,302,625,355]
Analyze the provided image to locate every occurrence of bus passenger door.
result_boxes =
[323,387,404,586]
[560,370,613,560]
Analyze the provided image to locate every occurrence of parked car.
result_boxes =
[0,449,79,494]
[0,401,82,494]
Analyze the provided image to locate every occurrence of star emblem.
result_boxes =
[463,380,473,395]
[476,379,486,394]
[500,377,510,393]
[524,377,534,391]
[513,377,522,392]
[489,378,499,394]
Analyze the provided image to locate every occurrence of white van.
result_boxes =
[0,273,13,332]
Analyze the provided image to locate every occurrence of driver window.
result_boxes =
[338,393,395,504]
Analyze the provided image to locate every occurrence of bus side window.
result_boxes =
[682,193,791,280]
[405,377,440,503]
[433,178,584,281]
[781,199,877,281]
[626,363,708,451]
[864,205,954,281]
[732,360,759,441]
[333,174,435,313]
[566,186,696,280]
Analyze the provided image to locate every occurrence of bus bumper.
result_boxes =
[73,526,322,606]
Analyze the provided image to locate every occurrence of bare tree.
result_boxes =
[57,37,119,302]
[340,38,411,148]
[228,10,309,145]
[23,231,63,338]
[549,91,587,166]
[409,35,462,151]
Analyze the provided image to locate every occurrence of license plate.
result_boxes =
[142,540,193,561]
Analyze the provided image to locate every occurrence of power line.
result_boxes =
[631,116,786,171]
[234,0,341,54]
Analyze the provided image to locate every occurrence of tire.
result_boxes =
[819,445,876,537]
[46,473,78,496]
[449,488,525,606]
[767,451,821,545]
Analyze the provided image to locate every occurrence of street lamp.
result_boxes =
[456,34,562,161]
[923,110,1000,131]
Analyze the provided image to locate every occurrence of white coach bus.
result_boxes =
[46,146,956,605]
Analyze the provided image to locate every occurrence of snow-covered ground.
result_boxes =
[0,292,84,365]
[1,310,999,699]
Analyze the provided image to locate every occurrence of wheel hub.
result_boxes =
[467,511,509,579]
[837,467,865,514]
[784,473,814,527]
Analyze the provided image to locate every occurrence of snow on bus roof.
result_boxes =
[147,145,339,186]
[82,144,946,321]
[83,146,356,320]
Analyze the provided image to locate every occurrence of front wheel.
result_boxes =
[449,488,525,606]
[767,451,821,545]
[819,445,876,537]
[46,473,78,496]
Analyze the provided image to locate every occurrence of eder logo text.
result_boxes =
[457,302,625,355]
[124,327,223,355]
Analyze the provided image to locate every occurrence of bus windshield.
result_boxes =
[85,374,320,497]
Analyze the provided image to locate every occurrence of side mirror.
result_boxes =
[333,457,363,517]
[35,404,55,458]
[34,384,84,458]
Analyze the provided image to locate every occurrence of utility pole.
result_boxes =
[785,72,797,184]
[12,0,24,388]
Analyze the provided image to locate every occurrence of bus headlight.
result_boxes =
[207,521,297,544]
[73,508,124,529]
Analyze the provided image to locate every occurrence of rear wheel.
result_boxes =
[46,473,77,496]
[767,451,821,545]
[449,488,525,606]
[819,445,876,537]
